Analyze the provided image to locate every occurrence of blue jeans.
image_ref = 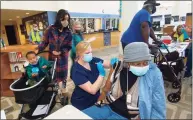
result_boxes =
[82,105,127,120]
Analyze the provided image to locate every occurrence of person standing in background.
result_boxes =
[37,9,72,105]
[70,21,84,64]
[121,0,161,51]
[70,21,84,79]
[29,23,43,45]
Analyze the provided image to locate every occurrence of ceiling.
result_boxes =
[1,9,44,21]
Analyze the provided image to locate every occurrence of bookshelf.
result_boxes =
[1,44,37,96]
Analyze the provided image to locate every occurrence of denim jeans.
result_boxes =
[82,105,127,120]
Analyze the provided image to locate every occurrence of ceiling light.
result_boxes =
[9,19,12,21]
[16,16,20,18]
[26,13,29,15]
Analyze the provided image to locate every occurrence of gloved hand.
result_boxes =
[110,58,119,66]
[97,61,106,77]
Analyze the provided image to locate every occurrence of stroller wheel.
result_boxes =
[172,81,180,89]
[167,93,181,103]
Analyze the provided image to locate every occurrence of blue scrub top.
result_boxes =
[71,57,103,110]
[121,9,152,44]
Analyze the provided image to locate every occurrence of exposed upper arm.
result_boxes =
[103,60,111,69]
[79,81,96,95]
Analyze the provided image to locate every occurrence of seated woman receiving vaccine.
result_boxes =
[82,42,166,119]
[70,41,118,110]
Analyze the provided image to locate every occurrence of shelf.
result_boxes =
[9,61,26,64]
[1,89,14,97]
[3,72,22,80]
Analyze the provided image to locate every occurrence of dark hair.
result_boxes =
[54,9,71,30]
[26,51,36,58]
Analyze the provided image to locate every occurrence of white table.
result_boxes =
[1,110,6,119]
[160,42,190,57]
[44,105,92,119]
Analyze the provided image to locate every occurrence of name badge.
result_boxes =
[127,94,132,104]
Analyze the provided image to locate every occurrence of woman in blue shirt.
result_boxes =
[71,41,118,110]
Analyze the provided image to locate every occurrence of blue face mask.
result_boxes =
[83,53,93,63]
[129,65,149,76]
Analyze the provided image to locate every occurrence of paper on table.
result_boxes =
[32,104,49,116]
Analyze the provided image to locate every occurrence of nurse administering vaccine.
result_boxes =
[70,41,118,110]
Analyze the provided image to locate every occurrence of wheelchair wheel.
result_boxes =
[172,81,180,89]
[167,93,181,103]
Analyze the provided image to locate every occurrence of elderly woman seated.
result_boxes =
[82,42,166,119]
[171,25,190,42]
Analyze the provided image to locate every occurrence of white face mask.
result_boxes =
[129,65,149,76]
[61,20,68,28]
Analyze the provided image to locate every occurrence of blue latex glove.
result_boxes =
[32,67,39,74]
[97,61,106,77]
[110,58,119,66]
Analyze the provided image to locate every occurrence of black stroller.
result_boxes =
[153,42,186,103]
[10,51,65,120]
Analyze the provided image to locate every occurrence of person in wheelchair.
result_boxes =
[25,51,52,86]
[82,42,166,119]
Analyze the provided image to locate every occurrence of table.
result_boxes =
[44,105,92,119]
[1,110,6,119]
[160,42,190,57]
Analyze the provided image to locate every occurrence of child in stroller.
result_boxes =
[25,51,52,86]
[10,51,66,120]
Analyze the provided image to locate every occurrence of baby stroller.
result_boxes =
[10,51,65,120]
[153,42,186,103]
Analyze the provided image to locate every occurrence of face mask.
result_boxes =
[75,30,81,34]
[61,20,68,28]
[83,53,93,62]
[152,6,156,14]
[129,65,149,76]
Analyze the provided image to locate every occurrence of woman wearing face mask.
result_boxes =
[70,41,118,110]
[171,25,190,42]
[70,21,84,78]
[82,42,166,119]
[37,9,72,103]
[70,21,84,63]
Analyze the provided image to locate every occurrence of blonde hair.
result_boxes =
[76,41,90,59]
[73,21,81,26]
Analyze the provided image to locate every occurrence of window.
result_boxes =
[87,18,95,30]
[111,19,116,29]
[105,19,111,29]
[77,18,86,32]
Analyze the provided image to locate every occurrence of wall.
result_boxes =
[16,19,26,45]
[1,1,58,11]
[67,1,120,15]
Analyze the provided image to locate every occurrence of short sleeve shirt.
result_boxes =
[121,9,152,44]
[71,57,104,110]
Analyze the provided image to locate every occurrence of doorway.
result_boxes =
[5,25,17,45]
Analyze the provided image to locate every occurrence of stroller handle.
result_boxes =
[36,50,53,55]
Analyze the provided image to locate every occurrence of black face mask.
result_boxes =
[75,30,81,34]
[152,5,156,14]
